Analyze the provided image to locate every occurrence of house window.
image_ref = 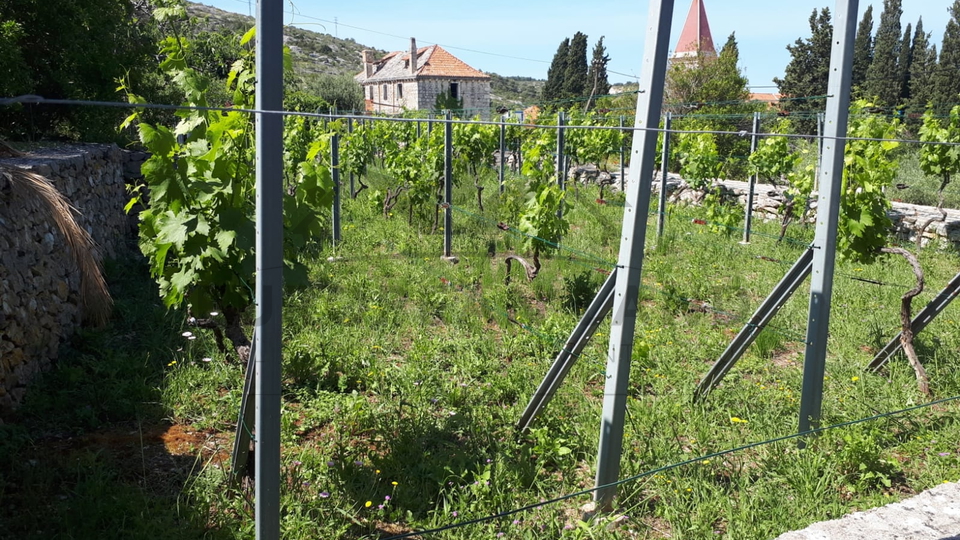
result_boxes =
[449,82,460,100]
[397,84,403,98]
[382,85,388,100]
[369,86,374,100]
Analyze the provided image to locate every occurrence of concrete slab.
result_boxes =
[776,481,960,540]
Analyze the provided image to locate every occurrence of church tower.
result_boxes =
[671,0,717,62]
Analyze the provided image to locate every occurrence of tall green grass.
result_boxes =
[4,166,960,539]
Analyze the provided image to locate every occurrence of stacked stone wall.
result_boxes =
[0,144,137,416]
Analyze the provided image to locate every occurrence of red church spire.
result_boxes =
[673,0,716,60]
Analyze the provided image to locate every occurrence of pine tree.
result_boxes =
[897,23,913,104]
[863,0,902,107]
[585,36,610,109]
[562,32,589,101]
[933,0,960,113]
[852,5,874,95]
[906,18,935,125]
[774,8,833,134]
[542,38,569,104]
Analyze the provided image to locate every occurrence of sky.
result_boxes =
[196,0,954,89]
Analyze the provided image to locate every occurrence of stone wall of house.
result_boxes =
[415,78,491,118]
[0,144,142,417]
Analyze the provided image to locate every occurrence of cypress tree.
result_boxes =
[852,5,874,95]
[585,36,610,108]
[906,18,935,124]
[542,38,569,104]
[774,8,833,134]
[933,0,960,113]
[562,32,589,101]
[897,23,913,103]
[863,0,902,107]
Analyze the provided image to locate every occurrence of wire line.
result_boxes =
[381,393,960,539]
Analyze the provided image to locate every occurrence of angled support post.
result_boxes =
[254,0,284,537]
[694,247,814,401]
[868,270,960,371]
[798,0,858,440]
[516,269,618,433]
[594,0,674,511]
[231,329,257,487]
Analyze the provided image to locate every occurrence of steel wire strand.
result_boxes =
[380,393,960,539]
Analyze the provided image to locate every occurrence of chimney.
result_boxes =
[409,37,418,76]
[361,50,374,78]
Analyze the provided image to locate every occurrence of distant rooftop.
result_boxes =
[356,44,489,83]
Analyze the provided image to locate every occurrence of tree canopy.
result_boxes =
[774,8,833,134]
[0,0,159,140]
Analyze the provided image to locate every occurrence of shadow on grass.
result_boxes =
[0,254,236,539]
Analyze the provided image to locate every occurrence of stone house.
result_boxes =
[355,38,491,118]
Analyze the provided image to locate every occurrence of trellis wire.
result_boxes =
[380,393,960,540]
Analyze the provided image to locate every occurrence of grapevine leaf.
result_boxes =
[157,211,194,249]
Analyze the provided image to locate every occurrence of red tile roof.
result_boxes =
[357,44,489,83]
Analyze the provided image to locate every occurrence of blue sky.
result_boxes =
[197,0,953,89]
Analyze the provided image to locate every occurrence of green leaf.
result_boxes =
[215,230,236,252]
[240,27,256,46]
[157,211,194,249]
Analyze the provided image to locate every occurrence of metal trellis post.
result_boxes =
[694,247,814,400]
[499,116,506,194]
[594,0,673,511]
[347,117,355,198]
[254,0,283,537]
[798,0,858,441]
[443,110,454,260]
[517,269,618,433]
[557,110,566,219]
[742,112,761,244]
[657,112,671,239]
[332,133,341,246]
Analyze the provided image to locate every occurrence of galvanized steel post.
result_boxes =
[742,112,760,244]
[499,116,506,194]
[556,110,566,219]
[656,113,671,239]
[595,0,673,511]
[798,0,858,440]
[332,133,341,246]
[347,118,355,198]
[254,0,283,537]
[443,110,453,259]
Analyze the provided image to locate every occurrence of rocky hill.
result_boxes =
[185,2,544,107]
[186,2,382,78]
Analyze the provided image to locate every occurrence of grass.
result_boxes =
[4,163,960,539]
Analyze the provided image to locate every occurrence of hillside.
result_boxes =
[185,2,545,107]
[186,2,379,78]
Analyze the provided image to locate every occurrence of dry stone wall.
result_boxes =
[572,166,960,248]
[0,144,136,417]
